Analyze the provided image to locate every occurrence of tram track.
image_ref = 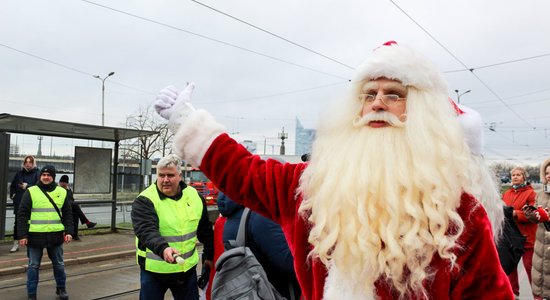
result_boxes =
[0,262,135,290]
[90,288,141,299]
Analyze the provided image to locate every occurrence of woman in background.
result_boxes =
[502,166,538,298]
[8,155,39,253]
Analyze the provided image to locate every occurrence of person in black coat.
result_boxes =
[497,205,527,275]
[58,175,97,240]
[217,192,301,300]
[9,155,39,252]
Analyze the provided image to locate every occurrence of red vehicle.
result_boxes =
[186,168,219,206]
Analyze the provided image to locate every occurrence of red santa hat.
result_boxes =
[352,41,448,94]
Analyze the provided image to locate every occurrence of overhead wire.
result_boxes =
[388,0,542,129]
[200,81,348,104]
[444,52,550,73]
[0,43,345,117]
[189,0,355,70]
[388,0,549,161]
[79,0,349,80]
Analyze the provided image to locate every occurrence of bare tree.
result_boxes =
[124,106,172,187]
[490,162,542,183]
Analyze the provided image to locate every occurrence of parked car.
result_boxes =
[500,176,511,184]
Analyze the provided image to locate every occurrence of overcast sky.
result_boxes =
[1,0,549,164]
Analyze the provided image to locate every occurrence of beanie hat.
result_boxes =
[352,41,448,94]
[456,104,484,156]
[59,175,69,183]
[40,165,56,179]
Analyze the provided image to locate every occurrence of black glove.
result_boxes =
[197,263,210,289]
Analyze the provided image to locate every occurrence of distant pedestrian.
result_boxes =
[132,154,214,300]
[58,175,97,240]
[502,166,538,298]
[531,158,550,300]
[9,155,39,253]
[17,165,73,300]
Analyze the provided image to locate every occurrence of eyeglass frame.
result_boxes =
[358,93,407,106]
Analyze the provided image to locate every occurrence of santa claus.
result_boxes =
[154,41,513,299]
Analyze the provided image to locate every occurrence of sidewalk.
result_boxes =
[0,231,135,276]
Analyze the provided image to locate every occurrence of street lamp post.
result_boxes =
[454,89,471,104]
[94,72,115,126]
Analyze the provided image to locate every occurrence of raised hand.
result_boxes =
[154,83,196,120]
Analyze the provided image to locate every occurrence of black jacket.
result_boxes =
[218,192,301,299]
[9,167,39,204]
[497,205,527,274]
[17,182,74,247]
[132,182,214,273]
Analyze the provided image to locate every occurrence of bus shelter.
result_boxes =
[0,113,158,239]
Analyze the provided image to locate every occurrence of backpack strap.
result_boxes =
[235,208,251,247]
[228,207,251,248]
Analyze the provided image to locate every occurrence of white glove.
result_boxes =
[154,83,196,120]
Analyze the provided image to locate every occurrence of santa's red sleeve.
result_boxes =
[200,133,304,225]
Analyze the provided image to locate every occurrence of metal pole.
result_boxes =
[454,89,471,104]
[101,81,105,126]
[93,72,115,127]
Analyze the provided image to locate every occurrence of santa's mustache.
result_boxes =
[352,111,406,128]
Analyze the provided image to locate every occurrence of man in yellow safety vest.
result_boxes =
[132,154,214,300]
[17,165,73,300]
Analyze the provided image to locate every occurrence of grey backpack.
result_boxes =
[211,208,286,300]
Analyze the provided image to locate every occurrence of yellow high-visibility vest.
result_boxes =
[136,183,203,273]
[27,186,67,232]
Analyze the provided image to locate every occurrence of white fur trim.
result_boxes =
[457,105,484,156]
[324,263,376,300]
[171,109,225,167]
[352,43,447,94]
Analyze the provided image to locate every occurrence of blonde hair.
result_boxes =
[298,81,471,298]
[511,166,529,183]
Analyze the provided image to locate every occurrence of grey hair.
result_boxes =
[157,154,182,174]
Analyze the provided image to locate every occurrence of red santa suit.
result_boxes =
[156,41,513,300]
[195,133,513,300]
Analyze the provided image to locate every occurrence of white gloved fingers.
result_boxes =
[155,85,181,119]
[159,86,179,100]
[176,82,195,103]
[155,82,197,126]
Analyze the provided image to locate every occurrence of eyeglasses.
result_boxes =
[358,93,406,106]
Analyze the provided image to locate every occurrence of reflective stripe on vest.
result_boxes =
[28,186,67,233]
[135,183,203,273]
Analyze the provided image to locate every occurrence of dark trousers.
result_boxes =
[72,203,89,237]
[139,268,198,300]
[13,198,21,240]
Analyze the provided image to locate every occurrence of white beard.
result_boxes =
[299,101,467,298]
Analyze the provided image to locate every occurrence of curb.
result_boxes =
[0,250,135,276]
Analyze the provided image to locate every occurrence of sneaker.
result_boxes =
[56,287,69,300]
[10,241,19,253]
[86,222,97,229]
[73,236,81,241]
